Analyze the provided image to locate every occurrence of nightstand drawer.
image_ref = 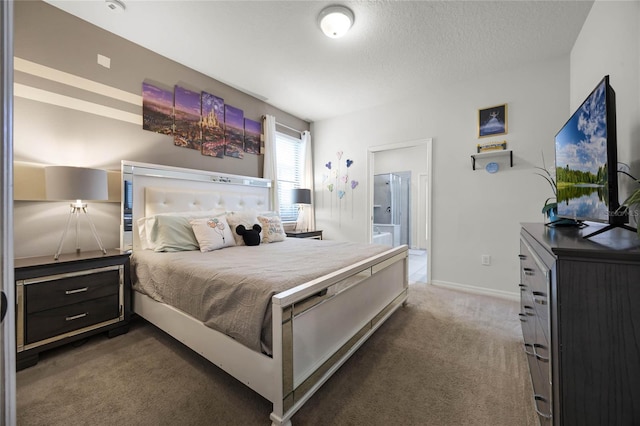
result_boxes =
[25,294,120,344]
[24,267,120,313]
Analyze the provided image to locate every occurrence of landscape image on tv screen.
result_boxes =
[555,79,609,222]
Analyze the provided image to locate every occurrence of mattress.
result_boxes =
[131,238,390,353]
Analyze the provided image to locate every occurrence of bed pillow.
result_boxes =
[190,216,236,252]
[257,215,286,243]
[138,210,226,251]
[226,211,262,246]
[144,215,200,252]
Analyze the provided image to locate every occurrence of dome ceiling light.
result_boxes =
[318,5,354,39]
[105,0,126,13]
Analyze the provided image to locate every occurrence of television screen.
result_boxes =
[555,76,619,223]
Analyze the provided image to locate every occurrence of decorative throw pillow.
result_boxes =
[257,215,286,243]
[226,211,262,245]
[190,216,236,252]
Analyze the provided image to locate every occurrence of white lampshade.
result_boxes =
[318,5,354,39]
[45,166,108,201]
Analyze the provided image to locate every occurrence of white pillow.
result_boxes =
[257,215,286,243]
[226,211,262,246]
[190,216,236,252]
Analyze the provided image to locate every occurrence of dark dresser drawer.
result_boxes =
[25,267,120,313]
[26,294,120,344]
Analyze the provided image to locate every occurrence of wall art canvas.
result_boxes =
[174,85,202,150]
[478,104,508,138]
[224,105,244,159]
[201,92,225,158]
[244,118,261,155]
[142,81,174,135]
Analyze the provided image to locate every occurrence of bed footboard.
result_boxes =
[270,246,408,425]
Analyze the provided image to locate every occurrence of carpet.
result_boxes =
[17,283,537,426]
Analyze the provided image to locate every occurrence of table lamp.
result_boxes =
[45,166,108,260]
[291,188,311,232]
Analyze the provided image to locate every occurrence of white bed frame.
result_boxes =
[120,161,408,426]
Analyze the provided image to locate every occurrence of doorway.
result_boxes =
[373,171,410,247]
[367,139,432,284]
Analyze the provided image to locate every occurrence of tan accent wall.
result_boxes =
[13,1,309,257]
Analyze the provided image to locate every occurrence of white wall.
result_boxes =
[570,0,640,215]
[313,57,568,297]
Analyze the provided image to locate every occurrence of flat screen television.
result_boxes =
[554,75,633,238]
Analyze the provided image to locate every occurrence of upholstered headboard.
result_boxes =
[120,160,271,250]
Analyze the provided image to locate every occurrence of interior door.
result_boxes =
[1,0,17,423]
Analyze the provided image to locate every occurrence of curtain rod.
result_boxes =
[275,121,304,136]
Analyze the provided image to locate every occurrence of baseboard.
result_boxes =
[430,280,519,301]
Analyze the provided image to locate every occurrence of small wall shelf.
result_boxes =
[471,150,513,170]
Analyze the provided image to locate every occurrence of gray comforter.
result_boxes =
[131,238,391,353]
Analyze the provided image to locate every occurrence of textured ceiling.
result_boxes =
[44,1,594,122]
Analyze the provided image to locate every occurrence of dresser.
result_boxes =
[519,223,640,425]
[15,249,131,370]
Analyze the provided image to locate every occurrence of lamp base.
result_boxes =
[295,206,308,232]
[54,203,107,260]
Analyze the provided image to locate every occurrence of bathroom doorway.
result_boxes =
[367,139,432,284]
[373,172,410,247]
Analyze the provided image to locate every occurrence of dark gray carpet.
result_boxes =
[17,283,537,425]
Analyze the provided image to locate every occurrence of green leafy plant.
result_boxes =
[616,171,640,237]
[534,152,557,217]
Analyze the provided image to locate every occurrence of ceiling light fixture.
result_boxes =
[105,0,126,13]
[318,5,354,39]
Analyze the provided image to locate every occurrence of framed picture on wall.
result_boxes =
[478,104,508,138]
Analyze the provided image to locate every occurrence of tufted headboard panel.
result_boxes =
[145,187,268,216]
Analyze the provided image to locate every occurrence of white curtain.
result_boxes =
[301,130,316,230]
[262,114,279,212]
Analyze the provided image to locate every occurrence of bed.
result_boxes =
[120,160,408,426]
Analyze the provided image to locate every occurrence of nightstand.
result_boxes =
[286,230,323,240]
[15,249,131,370]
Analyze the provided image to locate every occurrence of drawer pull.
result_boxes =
[524,305,535,316]
[533,291,548,305]
[523,268,534,276]
[518,254,526,260]
[533,343,549,362]
[519,313,527,322]
[523,343,535,356]
[533,395,553,419]
[65,312,88,321]
[65,287,88,295]
[519,283,527,291]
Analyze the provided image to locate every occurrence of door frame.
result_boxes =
[1,0,17,422]
[367,138,432,284]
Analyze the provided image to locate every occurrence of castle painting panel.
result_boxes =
[201,92,225,158]
[224,105,244,159]
[244,118,261,155]
[174,85,202,150]
[142,81,173,135]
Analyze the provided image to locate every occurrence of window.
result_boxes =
[275,131,305,222]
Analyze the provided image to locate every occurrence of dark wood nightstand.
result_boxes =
[286,230,323,240]
[15,249,131,370]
